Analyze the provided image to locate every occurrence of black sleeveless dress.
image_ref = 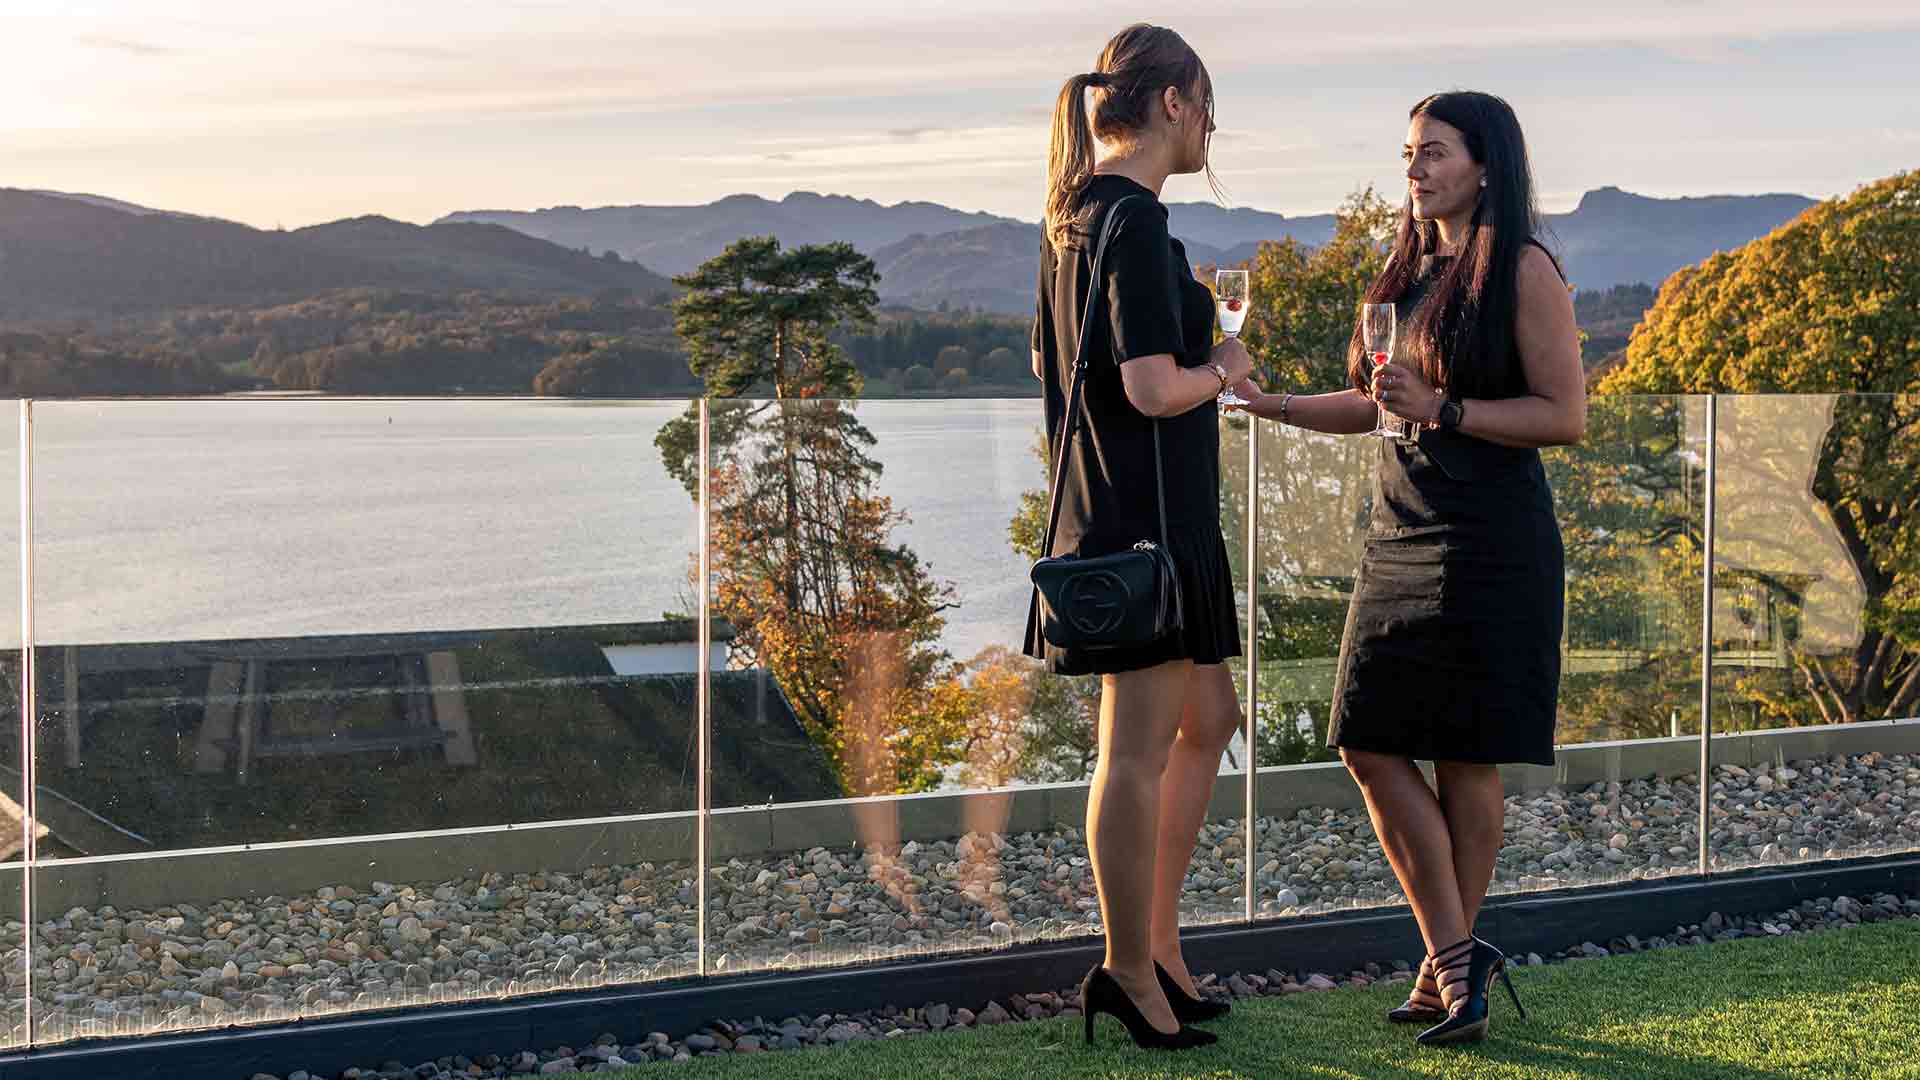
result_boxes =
[1021,174,1242,676]
[1327,253,1564,765]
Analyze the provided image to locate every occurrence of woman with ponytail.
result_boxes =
[1022,23,1251,1053]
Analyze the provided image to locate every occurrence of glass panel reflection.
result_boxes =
[700,397,1247,975]
[0,403,24,1050]
[2,865,20,1049]
[1710,394,1920,870]
[27,399,699,1041]
[31,630,706,848]
[700,397,1072,973]
[1251,397,1709,918]
[1205,412,1252,929]
[1551,396,1711,744]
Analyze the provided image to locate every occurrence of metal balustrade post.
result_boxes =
[696,398,713,977]
[17,399,36,1044]
[1243,417,1259,923]
[1698,395,1718,876]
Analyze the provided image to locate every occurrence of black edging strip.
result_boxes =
[3,853,1915,1080]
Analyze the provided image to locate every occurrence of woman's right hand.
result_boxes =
[1210,337,1254,385]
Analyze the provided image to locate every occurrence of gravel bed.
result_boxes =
[1,750,1911,1052]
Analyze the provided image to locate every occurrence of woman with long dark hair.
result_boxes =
[1231,91,1584,1045]
[1025,23,1251,1052]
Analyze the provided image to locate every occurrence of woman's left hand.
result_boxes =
[1370,361,1444,426]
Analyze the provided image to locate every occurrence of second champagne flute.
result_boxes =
[1215,269,1250,407]
[1361,302,1408,439]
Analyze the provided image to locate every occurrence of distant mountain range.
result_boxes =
[0,189,673,322]
[441,193,1013,284]
[1541,186,1818,296]
[439,192,1331,308]
[442,186,1815,313]
[23,189,217,220]
[0,184,1821,325]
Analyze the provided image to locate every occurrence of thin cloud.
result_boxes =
[1651,37,1748,64]
[41,6,1920,136]
[9,1,1912,228]
[76,33,180,57]
[359,42,466,61]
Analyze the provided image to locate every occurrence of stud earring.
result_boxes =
[1479,176,1488,188]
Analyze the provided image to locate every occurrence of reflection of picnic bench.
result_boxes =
[194,647,477,782]
[1,791,50,861]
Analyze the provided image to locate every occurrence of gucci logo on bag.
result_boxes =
[1065,570,1132,636]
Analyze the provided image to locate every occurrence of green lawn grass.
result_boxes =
[606,919,1920,1080]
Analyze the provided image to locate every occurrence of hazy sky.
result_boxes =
[6,1,1917,228]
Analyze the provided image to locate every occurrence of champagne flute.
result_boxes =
[1215,269,1250,407]
[1361,302,1409,439]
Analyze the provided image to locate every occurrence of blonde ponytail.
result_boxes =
[1039,25,1213,252]
[1044,73,1102,252]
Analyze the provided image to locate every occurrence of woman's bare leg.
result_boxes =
[1433,761,1507,932]
[1148,662,1241,997]
[1088,659,1191,1035]
[1341,749,1469,956]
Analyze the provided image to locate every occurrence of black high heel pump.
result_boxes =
[1080,966,1219,1051]
[1417,937,1527,1046]
[1155,961,1231,1023]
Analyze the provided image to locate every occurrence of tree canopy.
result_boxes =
[671,236,878,398]
[1240,187,1398,394]
[1600,171,1920,725]
[1602,171,1917,396]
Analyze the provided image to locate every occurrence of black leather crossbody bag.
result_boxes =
[1030,195,1184,651]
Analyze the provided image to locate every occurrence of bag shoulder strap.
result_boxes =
[1036,194,1171,560]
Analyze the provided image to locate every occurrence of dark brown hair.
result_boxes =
[1044,24,1215,250]
[1346,90,1561,399]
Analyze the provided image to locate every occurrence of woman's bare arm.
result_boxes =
[1117,338,1254,418]
[1234,381,1376,434]
[1438,247,1586,448]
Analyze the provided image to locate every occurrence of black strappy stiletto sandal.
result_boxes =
[1386,953,1447,1024]
[1080,965,1220,1051]
[1417,937,1527,1046]
[1156,960,1231,1023]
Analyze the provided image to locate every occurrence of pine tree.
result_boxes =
[657,237,974,792]
[670,236,877,399]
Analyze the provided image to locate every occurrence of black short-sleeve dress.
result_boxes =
[1326,251,1565,766]
[1021,174,1242,676]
